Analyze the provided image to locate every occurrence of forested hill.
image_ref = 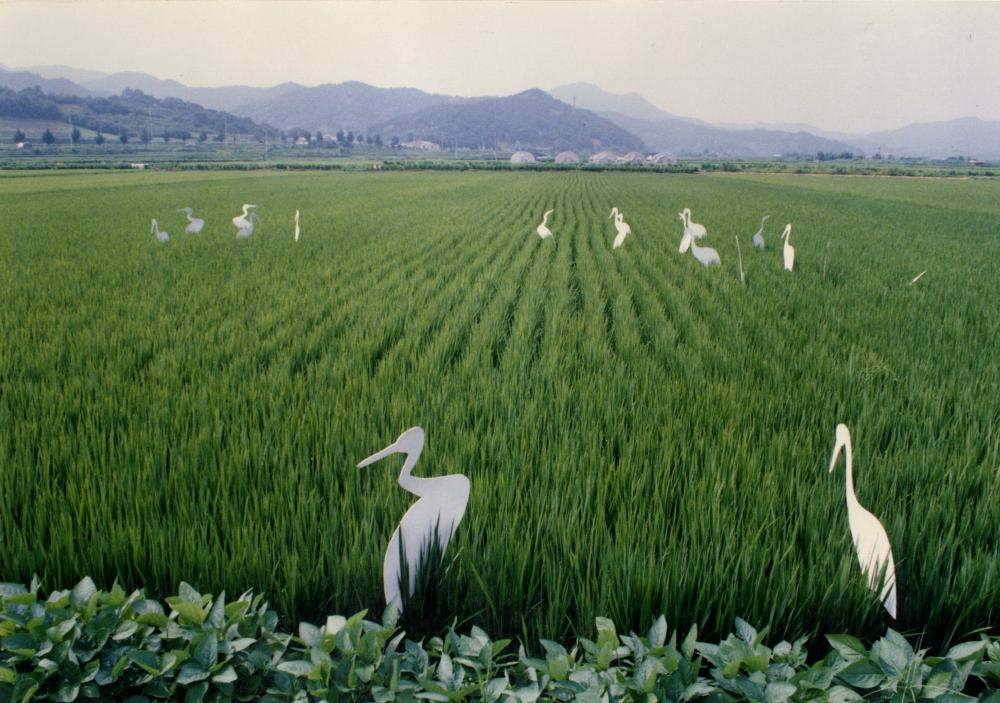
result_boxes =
[369,89,645,152]
[0,86,272,140]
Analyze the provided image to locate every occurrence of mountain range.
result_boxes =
[3,65,999,159]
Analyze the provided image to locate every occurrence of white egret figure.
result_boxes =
[781,224,795,271]
[610,208,631,249]
[677,213,694,254]
[151,219,169,243]
[910,270,926,285]
[680,208,707,239]
[537,209,554,239]
[177,207,204,234]
[735,236,745,284]
[689,236,721,267]
[828,423,898,619]
[236,213,259,239]
[358,427,471,608]
[232,204,256,233]
[294,209,300,242]
[752,215,770,250]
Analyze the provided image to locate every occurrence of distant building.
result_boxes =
[647,151,678,164]
[619,151,646,164]
[16,141,29,149]
[294,137,310,146]
[554,151,580,163]
[401,140,441,151]
[510,151,536,164]
[130,163,146,170]
[589,151,619,164]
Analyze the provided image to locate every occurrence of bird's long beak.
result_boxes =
[828,441,844,474]
[828,424,849,473]
[357,440,401,468]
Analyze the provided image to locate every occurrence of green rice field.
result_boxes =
[0,169,997,647]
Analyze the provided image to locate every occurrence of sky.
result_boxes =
[2,0,999,134]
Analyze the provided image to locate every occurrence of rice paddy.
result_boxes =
[0,169,997,648]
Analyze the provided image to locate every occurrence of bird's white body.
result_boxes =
[537,209,554,239]
[610,208,631,249]
[829,423,898,619]
[358,427,471,608]
[690,237,721,267]
[752,215,769,250]
[232,203,256,233]
[782,224,795,271]
[178,207,204,234]
[680,208,707,239]
[151,218,169,243]
[294,209,300,242]
[236,212,259,239]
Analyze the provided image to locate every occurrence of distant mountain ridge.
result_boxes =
[5,65,1000,158]
[232,81,465,133]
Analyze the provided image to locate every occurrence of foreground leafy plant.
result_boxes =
[0,579,996,703]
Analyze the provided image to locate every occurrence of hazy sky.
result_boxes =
[2,0,999,134]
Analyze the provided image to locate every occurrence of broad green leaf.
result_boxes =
[825,635,867,661]
[837,659,884,688]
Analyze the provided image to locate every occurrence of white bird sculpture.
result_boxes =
[678,213,720,266]
[537,209,554,239]
[910,270,926,285]
[177,207,204,234]
[232,203,256,233]
[781,224,795,271]
[678,213,693,254]
[680,208,707,239]
[609,207,631,249]
[358,426,471,608]
[294,209,300,242]
[690,236,721,267]
[752,215,769,250]
[828,423,898,619]
[236,213,259,239]
[151,218,169,243]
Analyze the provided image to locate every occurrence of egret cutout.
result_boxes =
[177,207,204,234]
[680,208,707,239]
[910,270,926,285]
[781,224,795,271]
[358,426,470,608]
[828,423,898,619]
[752,215,769,250]
[232,204,257,237]
[294,209,300,242]
[151,219,169,243]
[609,207,631,249]
[677,212,693,254]
[735,236,745,284]
[537,209,554,239]
[678,213,720,266]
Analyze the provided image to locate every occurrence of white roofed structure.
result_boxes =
[510,151,537,164]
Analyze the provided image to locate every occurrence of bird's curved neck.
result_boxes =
[843,444,859,506]
[542,212,550,226]
[397,447,429,497]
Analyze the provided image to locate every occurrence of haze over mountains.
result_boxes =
[3,64,999,159]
